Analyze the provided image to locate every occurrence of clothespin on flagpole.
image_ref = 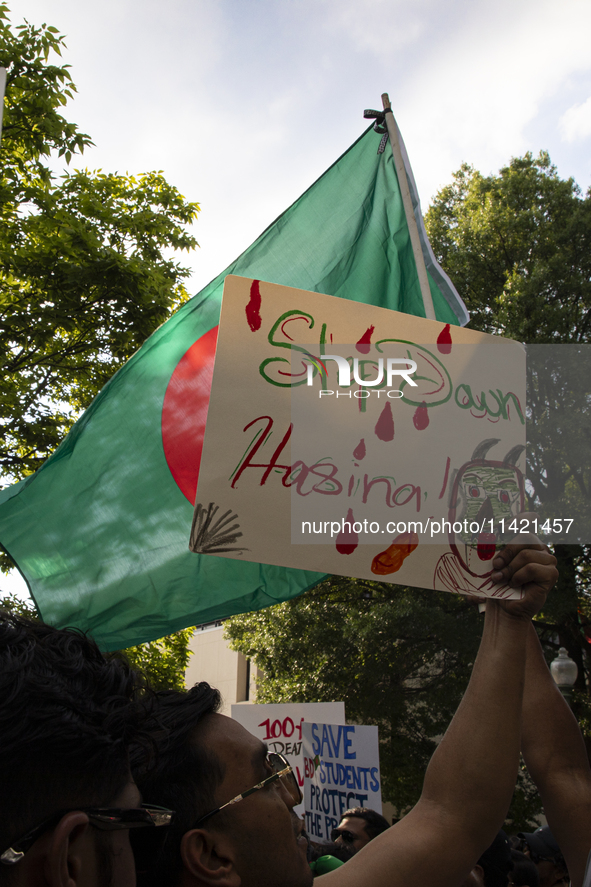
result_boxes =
[380,93,436,322]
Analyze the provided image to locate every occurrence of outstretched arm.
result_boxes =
[325,543,558,887]
[521,622,591,887]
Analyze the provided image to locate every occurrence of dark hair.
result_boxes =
[478,831,512,887]
[309,841,355,864]
[129,683,222,887]
[510,850,540,887]
[339,807,390,840]
[0,614,149,867]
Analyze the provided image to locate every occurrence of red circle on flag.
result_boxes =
[161,325,219,503]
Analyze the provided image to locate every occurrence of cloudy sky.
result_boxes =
[13,0,591,291]
[4,0,591,598]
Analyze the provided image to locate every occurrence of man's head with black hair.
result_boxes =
[130,685,313,887]
[478,831,512,887]
[460,831,513,887]
[333,807,390,853]
[129,683,223,886]
[0,613,153,887]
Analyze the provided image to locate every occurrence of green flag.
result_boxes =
[0,124,468,650]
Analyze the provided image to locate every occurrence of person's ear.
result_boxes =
[180,829,240,886]
[44,812,91,887]
[471,863,485,886]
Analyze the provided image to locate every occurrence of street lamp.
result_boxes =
[550,647,578,703]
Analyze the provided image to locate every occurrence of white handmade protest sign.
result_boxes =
[192,276,526,599]
[301,722,382,843]
[230,702,346,813]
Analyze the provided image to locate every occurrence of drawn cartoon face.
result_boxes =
[458,466,522,543]
[448,440,525,575]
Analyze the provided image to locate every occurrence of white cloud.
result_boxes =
[560,96,591,143]
[318,0,433,54]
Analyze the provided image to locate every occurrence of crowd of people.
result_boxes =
[313,813,563,887]
[2,539,591,887]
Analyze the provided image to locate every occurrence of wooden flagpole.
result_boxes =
[381,93,436,321]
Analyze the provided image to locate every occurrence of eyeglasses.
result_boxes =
[193,752,302,827]
[330,828,357,844]
[1,805,174,866]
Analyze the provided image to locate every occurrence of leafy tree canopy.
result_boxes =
[426,154,591,697]
[227,152,591,829]
[425,152,591,342]
[0,4,199,483]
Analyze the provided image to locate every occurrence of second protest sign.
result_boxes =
[302,721,382,843]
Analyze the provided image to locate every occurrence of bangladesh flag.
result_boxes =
[0,123,468,649]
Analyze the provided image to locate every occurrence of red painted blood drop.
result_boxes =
[336,508,358,555]
[356,325,375,354]
[353,438,366,460]
[375,403,394,441]
[437,323,452,354]
[413,402,429,430]
[245,279,262,331]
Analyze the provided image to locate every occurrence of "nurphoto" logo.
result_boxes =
[304,355,417,399]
